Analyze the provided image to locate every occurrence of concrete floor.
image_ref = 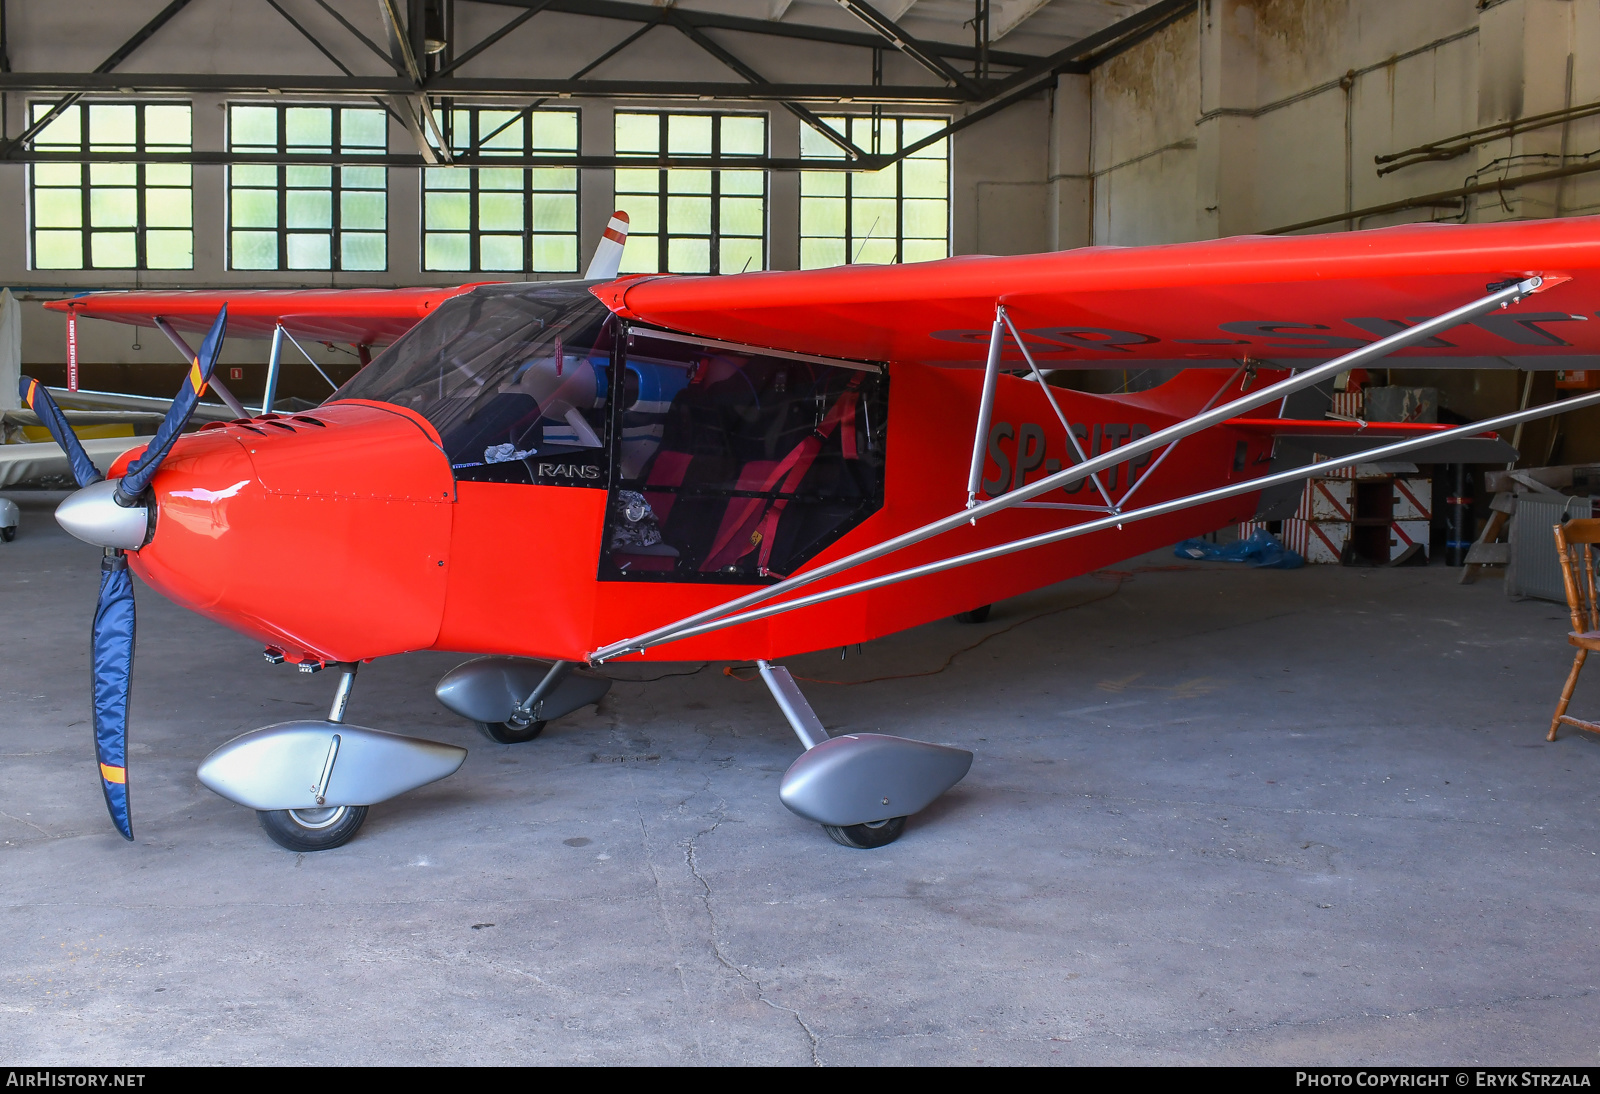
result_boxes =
[3,488,1599,1066]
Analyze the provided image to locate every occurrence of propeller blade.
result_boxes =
[119,305,228,501]
[91,552,136,841]
[18,377,104,490]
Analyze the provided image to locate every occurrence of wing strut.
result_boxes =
[600,382,1600,652]
[590,275,1546,662]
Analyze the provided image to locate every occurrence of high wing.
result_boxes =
[43,285,482,344]
[593,216,1600,369]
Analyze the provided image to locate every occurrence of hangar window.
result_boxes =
[227,104,388,272]
[422,107,580,273]
[800,116,949,268]
[601,328,887,584]
[29,101,193,270]
[614,112,767,275]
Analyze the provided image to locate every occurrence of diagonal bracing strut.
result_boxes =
[590,276,1545,662]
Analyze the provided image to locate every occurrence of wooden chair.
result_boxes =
[1549,518,1600,740]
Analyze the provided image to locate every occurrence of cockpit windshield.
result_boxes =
[335,281,614,486]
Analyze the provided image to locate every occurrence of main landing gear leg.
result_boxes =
[256,663,369,852]
[757,661,974,849]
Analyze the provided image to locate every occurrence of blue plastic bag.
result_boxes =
[1174,529,1305,569]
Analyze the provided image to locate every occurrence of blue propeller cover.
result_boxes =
[91,553,136,840]
[120,304,227,499]
[18,376,104,490]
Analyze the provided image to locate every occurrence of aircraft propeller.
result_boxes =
[18,305,228,840]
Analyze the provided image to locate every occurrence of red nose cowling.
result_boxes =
[118,401,455,666]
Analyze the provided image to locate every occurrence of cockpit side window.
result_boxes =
[334,282,613,487]
[602,327,887,584]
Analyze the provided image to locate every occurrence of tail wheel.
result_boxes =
[823,816,907,848]
[952,604,991,624]
[257,805,369,851]
[476,719,547,744]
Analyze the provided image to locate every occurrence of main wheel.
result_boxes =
[476,718,547,744]
[0,526,14,542]
[823,816,907,848]
[952,604,991,624]
[257,805,368,851]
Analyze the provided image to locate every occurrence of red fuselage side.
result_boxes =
[121,366,1278,665]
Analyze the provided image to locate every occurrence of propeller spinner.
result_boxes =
[19,305,228,840]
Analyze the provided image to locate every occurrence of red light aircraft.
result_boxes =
[17,213,1600,853]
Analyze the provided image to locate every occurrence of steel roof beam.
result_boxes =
[833,0,981,94]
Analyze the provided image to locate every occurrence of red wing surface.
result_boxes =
[594,217,1600,369]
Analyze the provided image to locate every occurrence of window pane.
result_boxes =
[618,235,655,274]
[721,116,765,156]
[34,164,80,187]
[285,107,332,148]
[481,116,524,153]
[89,163,137,187]
[90,231,137,267]
[231,106,277,147]
[667,169,711,195]
[146,163,191,187]
[719,236,762,274]
[800,119,846,158]
[427,166,469,190]
[667,236,710,273]
[801,170,844,197]
[285,165,331,189]
[145,105,191,147]
[145,188,192,228]
[287,233,332,269]
[231,164,276,188]
[480,234,523,271]
[800,196,844,238]
[615,113,658,155]
[902,238,947,263]
[341,108,386,149]
[902,198,947,238]
[341,190,386,230]
[667,114,712,155]
[902,119,947,145]
[614,168,658,194]
[232,189,278,228]
[425,232,470,271]
[623,194,658,234]
[286,190,332,230]
[479,167,522,191]
[902,158,946,198]
[720,170,764,196]
[532,111,577,150]
[340,232,386,270]
[480,191,524,232]
[33,104,81,147]
[800,237,845,269]
[720,196,763,237]
[232,230,278,269]
[853,167,896,199]
[34,190,82,228]
[531,167,575,192]
[90,189,137,228]
[341,165,385,190]
[35,230,83,269]
[853,238,896,265]
[532,234,577,272]
[851,198,896,239]
[666,195,711,234]
[146,229,193,269]
[88,105,136,147]
[531,193,574,232]
[426,191,470,231]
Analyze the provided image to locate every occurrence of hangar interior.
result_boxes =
[4,0,1600,1067]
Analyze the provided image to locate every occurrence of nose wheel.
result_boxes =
[257,805,369,851]
[476,718,547,743]
[823,816,907,848]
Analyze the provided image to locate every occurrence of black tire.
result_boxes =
[257,805,368,851]
[952,604,991,624]
[476,719,547,744]
[0,526,14,542]
[823,816,907,848]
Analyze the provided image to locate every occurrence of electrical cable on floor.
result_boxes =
[601,663,712,683]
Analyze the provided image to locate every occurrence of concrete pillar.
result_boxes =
[1048,74,1092,250]
[1194,0,1259,239]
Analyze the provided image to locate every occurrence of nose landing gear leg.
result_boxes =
[256,662,368,852]
[758,661,973,848]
